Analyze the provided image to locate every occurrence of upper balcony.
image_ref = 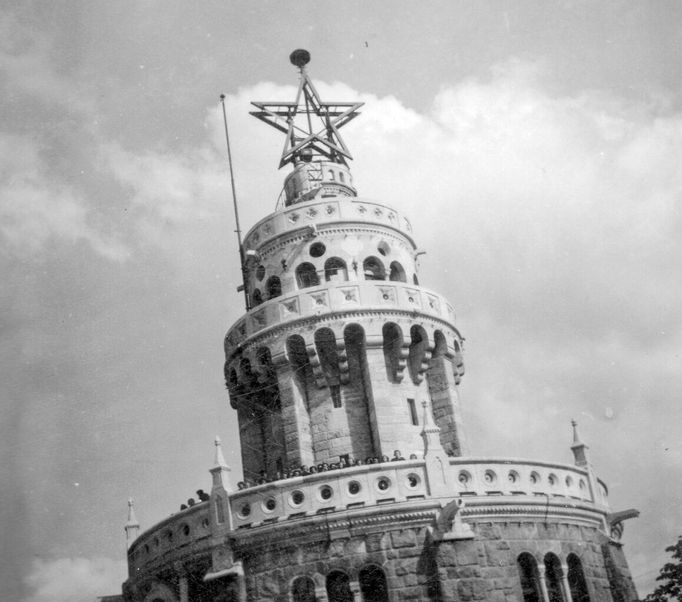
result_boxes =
[224,280,457,357]
[242,197,415,256]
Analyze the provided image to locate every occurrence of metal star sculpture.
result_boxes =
[250,49,363,169]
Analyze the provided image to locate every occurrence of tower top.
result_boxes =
[250,49,363,169]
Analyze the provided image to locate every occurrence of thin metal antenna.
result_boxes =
[220,94,250,311]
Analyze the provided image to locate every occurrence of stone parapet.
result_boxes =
[224,281,457,358]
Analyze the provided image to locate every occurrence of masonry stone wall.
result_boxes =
[233,519,637,602]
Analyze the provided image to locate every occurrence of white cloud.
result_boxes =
[23,557,126,602]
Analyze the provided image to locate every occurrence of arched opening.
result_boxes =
[408,325,429,384]
[251,288,263,306]
[517,553,542,602]
[389,261,406,282]
[413,273,419,285]
[296,262,320,288]
[315,328,341,404]
[567,554,590,602]
[382,322,403,383]
[324,257,348,282]
[363,256,385,280]
[292,576,317,602]
[326,571,353,602]
[214,495,225,524]
[266,275,282,299]
[544,553,565,602]
[432,330,447,359]
[359,564,389,602]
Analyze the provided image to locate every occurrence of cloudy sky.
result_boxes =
[2,1,681,600]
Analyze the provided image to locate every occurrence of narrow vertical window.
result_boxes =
[331,384,342,408]
[215,495,225,524]
[517,553,542,602]
[568,554,590,602]
[407,398,418,425]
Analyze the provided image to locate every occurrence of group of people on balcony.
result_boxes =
[236,450,414,490]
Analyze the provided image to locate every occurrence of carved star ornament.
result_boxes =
[250,49,364,169]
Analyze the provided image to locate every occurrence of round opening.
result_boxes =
[579,479,586,490]
[264,497,277,512]
[530,471,540,485]
[181,524,190,537]
[256,265,266,281]
[484,470,497,484]
[377,241,390,256]
[239,503,251,518]
[508,471,519,484]
[406,474,420,488]
[458,471,471,485]
[376,477,391,491]
[548,473,557,486]
[348,481,361,495]
[319,485,333,501]
[309,242,326,258]
[290,490,305,506]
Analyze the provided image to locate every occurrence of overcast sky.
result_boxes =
[2,2,681,600]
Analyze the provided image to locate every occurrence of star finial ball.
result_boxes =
[289,49,311,69]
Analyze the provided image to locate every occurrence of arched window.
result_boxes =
[544,553,565,602]
[328,169,335,181]
[389,261,406,282]
[413,273,419,285]
[517,553,542,602]
[296,262,320,288]
[363,256,385,281]
[567,554,590,602]
[432,330,447,359]
[326,571,353,602]
[266,276,282,299]
[359,565,388,602]
[251,288,263,306]
[324,257,348,282]
[292,576,317,602]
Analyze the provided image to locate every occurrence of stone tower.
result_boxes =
[121,51,640,602]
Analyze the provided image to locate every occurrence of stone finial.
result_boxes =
[124,497,140,548]
[570,420,590,467]
[214,436,227,468]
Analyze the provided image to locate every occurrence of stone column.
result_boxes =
[560,563,574,602]
[349,579,361,600]
[314,585,329,602]
[537,566,550,602]
[174,562,188,602]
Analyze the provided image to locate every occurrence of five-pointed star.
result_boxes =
[250,71,363,168]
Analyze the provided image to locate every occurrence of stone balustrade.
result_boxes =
[243,198,414,252]
[450,457,608,504]
[127,502,212,572]
[224,281,456,354]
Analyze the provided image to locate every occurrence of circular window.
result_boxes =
[530,471,540,485]
[579,479,586,490]
[263,497,277,512]
[548,473,557,487]
[376,477,391,491]
[239,503,251,518]
[181,524,190,537]
[406,474,420,488]
[508,470,519,484]
[290,490,305,506]
[319,485,333,501]
[348,481,361,495]
[566,476,574,488]
[256,264,266,281]
[484,470,497,484]
[377,241,390,256]
[458,470,471,485]
[309,242,326,257]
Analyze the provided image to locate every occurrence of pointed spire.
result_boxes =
[570,420,590,467]
[124,497,140,549]
[214,435,227,468]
